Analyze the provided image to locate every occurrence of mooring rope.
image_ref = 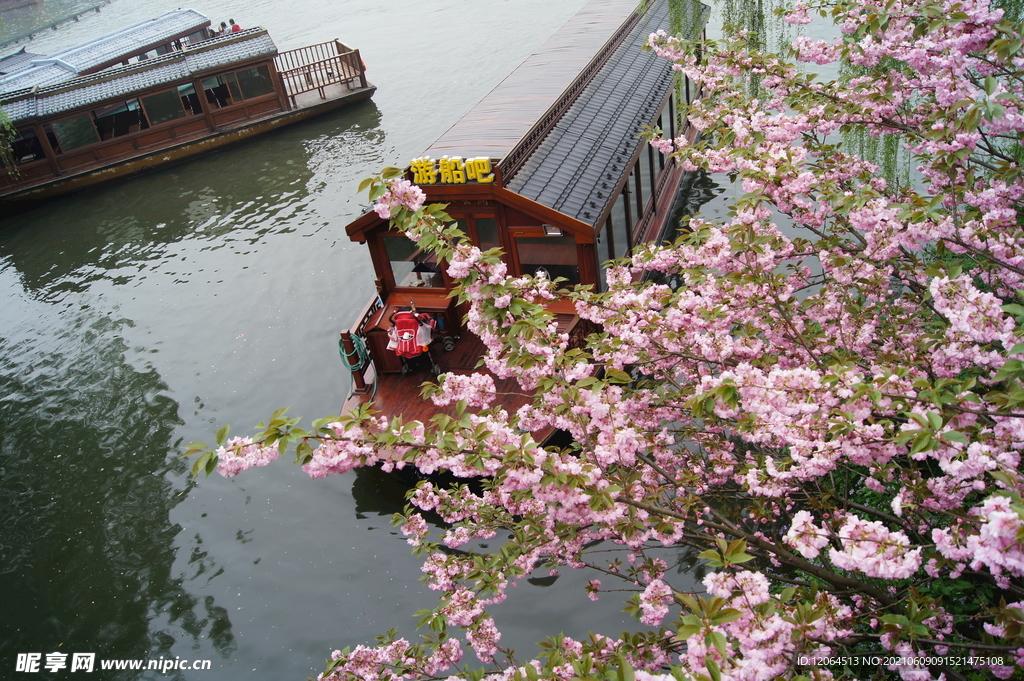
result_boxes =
[338,333,376,400]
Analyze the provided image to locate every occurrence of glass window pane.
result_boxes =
[515,236,578,285]
[640,149,655,214]
[475,217,500,250]
[93,99,147,139]
[142,90,186,125]
[178,83,203,115]
[203,75,234,108]
[236,65,275,99]
[10,128,45,164]
[51,114,99,151]
[596,218,611,291]
[608,191,628,260]
[383,235,443,288]
[226,72,243,103]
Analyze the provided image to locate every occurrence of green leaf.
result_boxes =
[605,368,633,384]
[616,657,635,681]
[714,608,743,624]
[706,657,722,681]
[191,451,212,477]
[215,424,230,447]
[942,430,968,443]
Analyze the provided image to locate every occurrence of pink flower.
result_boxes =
[373,178,425,219]
[215,436,279,477]
[638,579,673,626]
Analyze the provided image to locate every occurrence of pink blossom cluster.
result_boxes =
[638,579,673,625]
[373,177,425,219]
[689,569,853,679]
[829,515,922,579]
[783,510,830,559]
[224,0,1024,677]
[301,419,390,478]
[936,495,1024,586]
[214,436,279,478]
[430,372,497,408]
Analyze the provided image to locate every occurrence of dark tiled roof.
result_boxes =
[424,0,643,161]
[0,47,44,75]
[1,29,276,122]
[1,9,210,92]
[505,0,708,227]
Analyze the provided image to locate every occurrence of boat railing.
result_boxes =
[340,294,383,395]
[275,40,367,105]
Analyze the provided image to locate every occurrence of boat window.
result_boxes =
[596,217,612,290]
[141,89,187,125]
[383,234,443,289]
[630,165,644,220]
[475,217,500,251]
[10,128,45,164]
[93,99,149,140]
[203,73,243,108]
[515,236,579,285]
[140,84,202,126]
[40,124,62,155]
[656,111,666,171]
[50,114,100,152]
[640,152,655,215]
[607,190,630,260]
[179,83,204,116]
[236,65,275,99]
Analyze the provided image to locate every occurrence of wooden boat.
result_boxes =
[0,9,374,208]
[339,0,707,440]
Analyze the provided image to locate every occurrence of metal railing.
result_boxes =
[274,40,367,105]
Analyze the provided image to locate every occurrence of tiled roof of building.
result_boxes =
[1,9,210,92]
[0,29,277,122]
[424,0,644,161]
[0,47,45,75]
[505,0,709,227]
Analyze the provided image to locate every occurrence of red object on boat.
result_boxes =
[389,310,432,358]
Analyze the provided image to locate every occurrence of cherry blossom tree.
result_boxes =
[189,0,1024,678]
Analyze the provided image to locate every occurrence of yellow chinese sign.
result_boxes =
[410,157,495,185]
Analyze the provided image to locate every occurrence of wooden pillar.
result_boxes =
[340,331,371,395]
[194,78,217,130]
[353,48,368,90]
[266,60,291,112]
[34,123,62,177]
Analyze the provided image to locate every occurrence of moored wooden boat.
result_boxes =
[339,0,708,442]
[0,9,374,209]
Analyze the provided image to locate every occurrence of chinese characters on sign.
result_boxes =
[410,157,494,185]
[16,653,95,673]
[15,652,213,673]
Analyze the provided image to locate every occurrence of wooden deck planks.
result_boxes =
[343,316,578,443]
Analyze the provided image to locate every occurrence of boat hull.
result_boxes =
[1,84,375,212]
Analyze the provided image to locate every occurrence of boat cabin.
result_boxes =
[340,0,708,425]
[0,9,372,203]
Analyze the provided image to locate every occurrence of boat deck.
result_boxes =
[343,308,590,444]
[290,77,363,110]
[343,332,537,423]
